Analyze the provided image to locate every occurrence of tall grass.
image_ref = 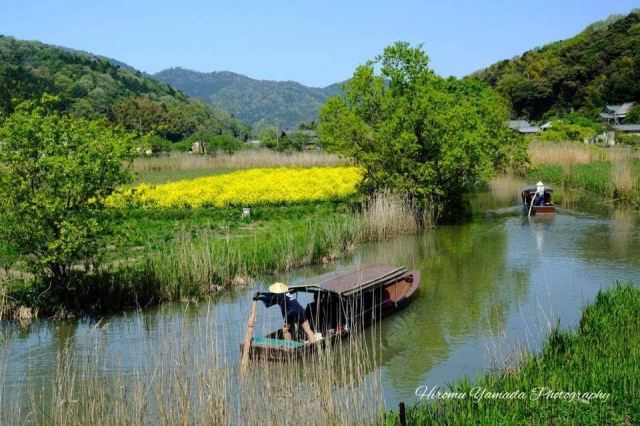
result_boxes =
[385,284,640,424]
[0,316,384,425]
[362,190,428,241]
[1,192,428,318]
[145,191,428,300]
[528,141,602,166]
[528,141,639,166]
[133,150,346,173]
[529,141,640,205]
[612,161,638,202]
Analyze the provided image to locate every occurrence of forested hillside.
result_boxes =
[153,68,342,130]
[0,36,251,140]
[472,10,640,120]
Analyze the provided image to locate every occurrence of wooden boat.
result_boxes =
[521,185,555,215]
[240,264,420,363]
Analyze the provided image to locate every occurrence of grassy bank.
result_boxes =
[385,284,640,424]
[528,142,640,205]
[1,192,425,318]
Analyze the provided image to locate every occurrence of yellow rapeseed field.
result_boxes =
[111,167,362,208]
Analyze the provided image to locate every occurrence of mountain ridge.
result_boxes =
[471,9,640,120]
[153,67,343,130]
[0,35,251,141]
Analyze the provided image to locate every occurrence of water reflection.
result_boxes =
[1,177,640,411]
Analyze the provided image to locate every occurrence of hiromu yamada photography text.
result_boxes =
[416,385,611,404]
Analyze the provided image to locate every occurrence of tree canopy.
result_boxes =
[319,42,526,222]
[472,10,640,120]
[0,99,134,286]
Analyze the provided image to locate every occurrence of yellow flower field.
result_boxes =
[112,167,362,208]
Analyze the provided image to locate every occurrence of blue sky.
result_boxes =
[1,0,638,87]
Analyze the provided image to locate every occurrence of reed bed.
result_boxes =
[1,192,429,318]
[144,191,429,300]
[611,161,638,202]
[133,150,346,173]
[528,141,601,166]
[0,312,384,425]
[361,190,430,241]
[529,141,640,205]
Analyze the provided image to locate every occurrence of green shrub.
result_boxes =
[535,120,598,142]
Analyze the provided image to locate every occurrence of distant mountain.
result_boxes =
[0,36,251,141]
[153,68,343,130]
[471,9,640,120]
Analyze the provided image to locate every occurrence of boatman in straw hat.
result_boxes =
[534,181,545,206]
[257,282,321,343]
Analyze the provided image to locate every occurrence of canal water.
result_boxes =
[2,178,640,413]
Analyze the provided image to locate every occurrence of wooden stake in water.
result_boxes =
[241,297,258,373]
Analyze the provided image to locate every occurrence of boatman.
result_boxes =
[534,181,545,206]
[257,282,321,343]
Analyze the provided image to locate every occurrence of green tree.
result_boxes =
[319,42,526,222]
[623,105,640,123]
[257,125,279,149]
[0,100,134,287]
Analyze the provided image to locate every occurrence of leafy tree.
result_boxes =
[319,42,526,222]
[623,105,640,123]
[0,99,134,287]
[183,130,243,154]
[257,125,280,149]
[147,134,173,153]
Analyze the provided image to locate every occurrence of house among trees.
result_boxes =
[599,102,635,124]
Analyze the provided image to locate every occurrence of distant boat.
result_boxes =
[521,185,555,215]
[240,264,420,362]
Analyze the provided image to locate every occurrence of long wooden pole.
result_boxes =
[240,298,258,373]
[528,193,536,217]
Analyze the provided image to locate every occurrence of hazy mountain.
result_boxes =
[471,9,640,120]
[153,68,343,130]
[0,36,251,140]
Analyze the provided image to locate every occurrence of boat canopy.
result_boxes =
[521,186,553,194]
[289,264,408,297]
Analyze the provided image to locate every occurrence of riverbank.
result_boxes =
[528,142,640,206]
[1,192,423,319]
[384,284,640,424]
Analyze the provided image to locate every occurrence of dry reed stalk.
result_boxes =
[611,161,637,201]
[1,308,385,425]
[528,142,597,166]
[607,147,640,163]
[133,150,346,172]
[361,190,431,241]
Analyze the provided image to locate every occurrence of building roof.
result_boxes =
[285,129,318,136]
[604,102,635,117]
[612,124,640,132]
[616,102,635,115]
[521,186,553,194]
[508,120,530,130]
[519,126,542,134]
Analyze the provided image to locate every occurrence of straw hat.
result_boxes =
[269,282,289,294]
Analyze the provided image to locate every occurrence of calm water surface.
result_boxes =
[2,179,640,409]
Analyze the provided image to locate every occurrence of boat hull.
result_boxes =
[242,270,420,361]
[524,204,556,215]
